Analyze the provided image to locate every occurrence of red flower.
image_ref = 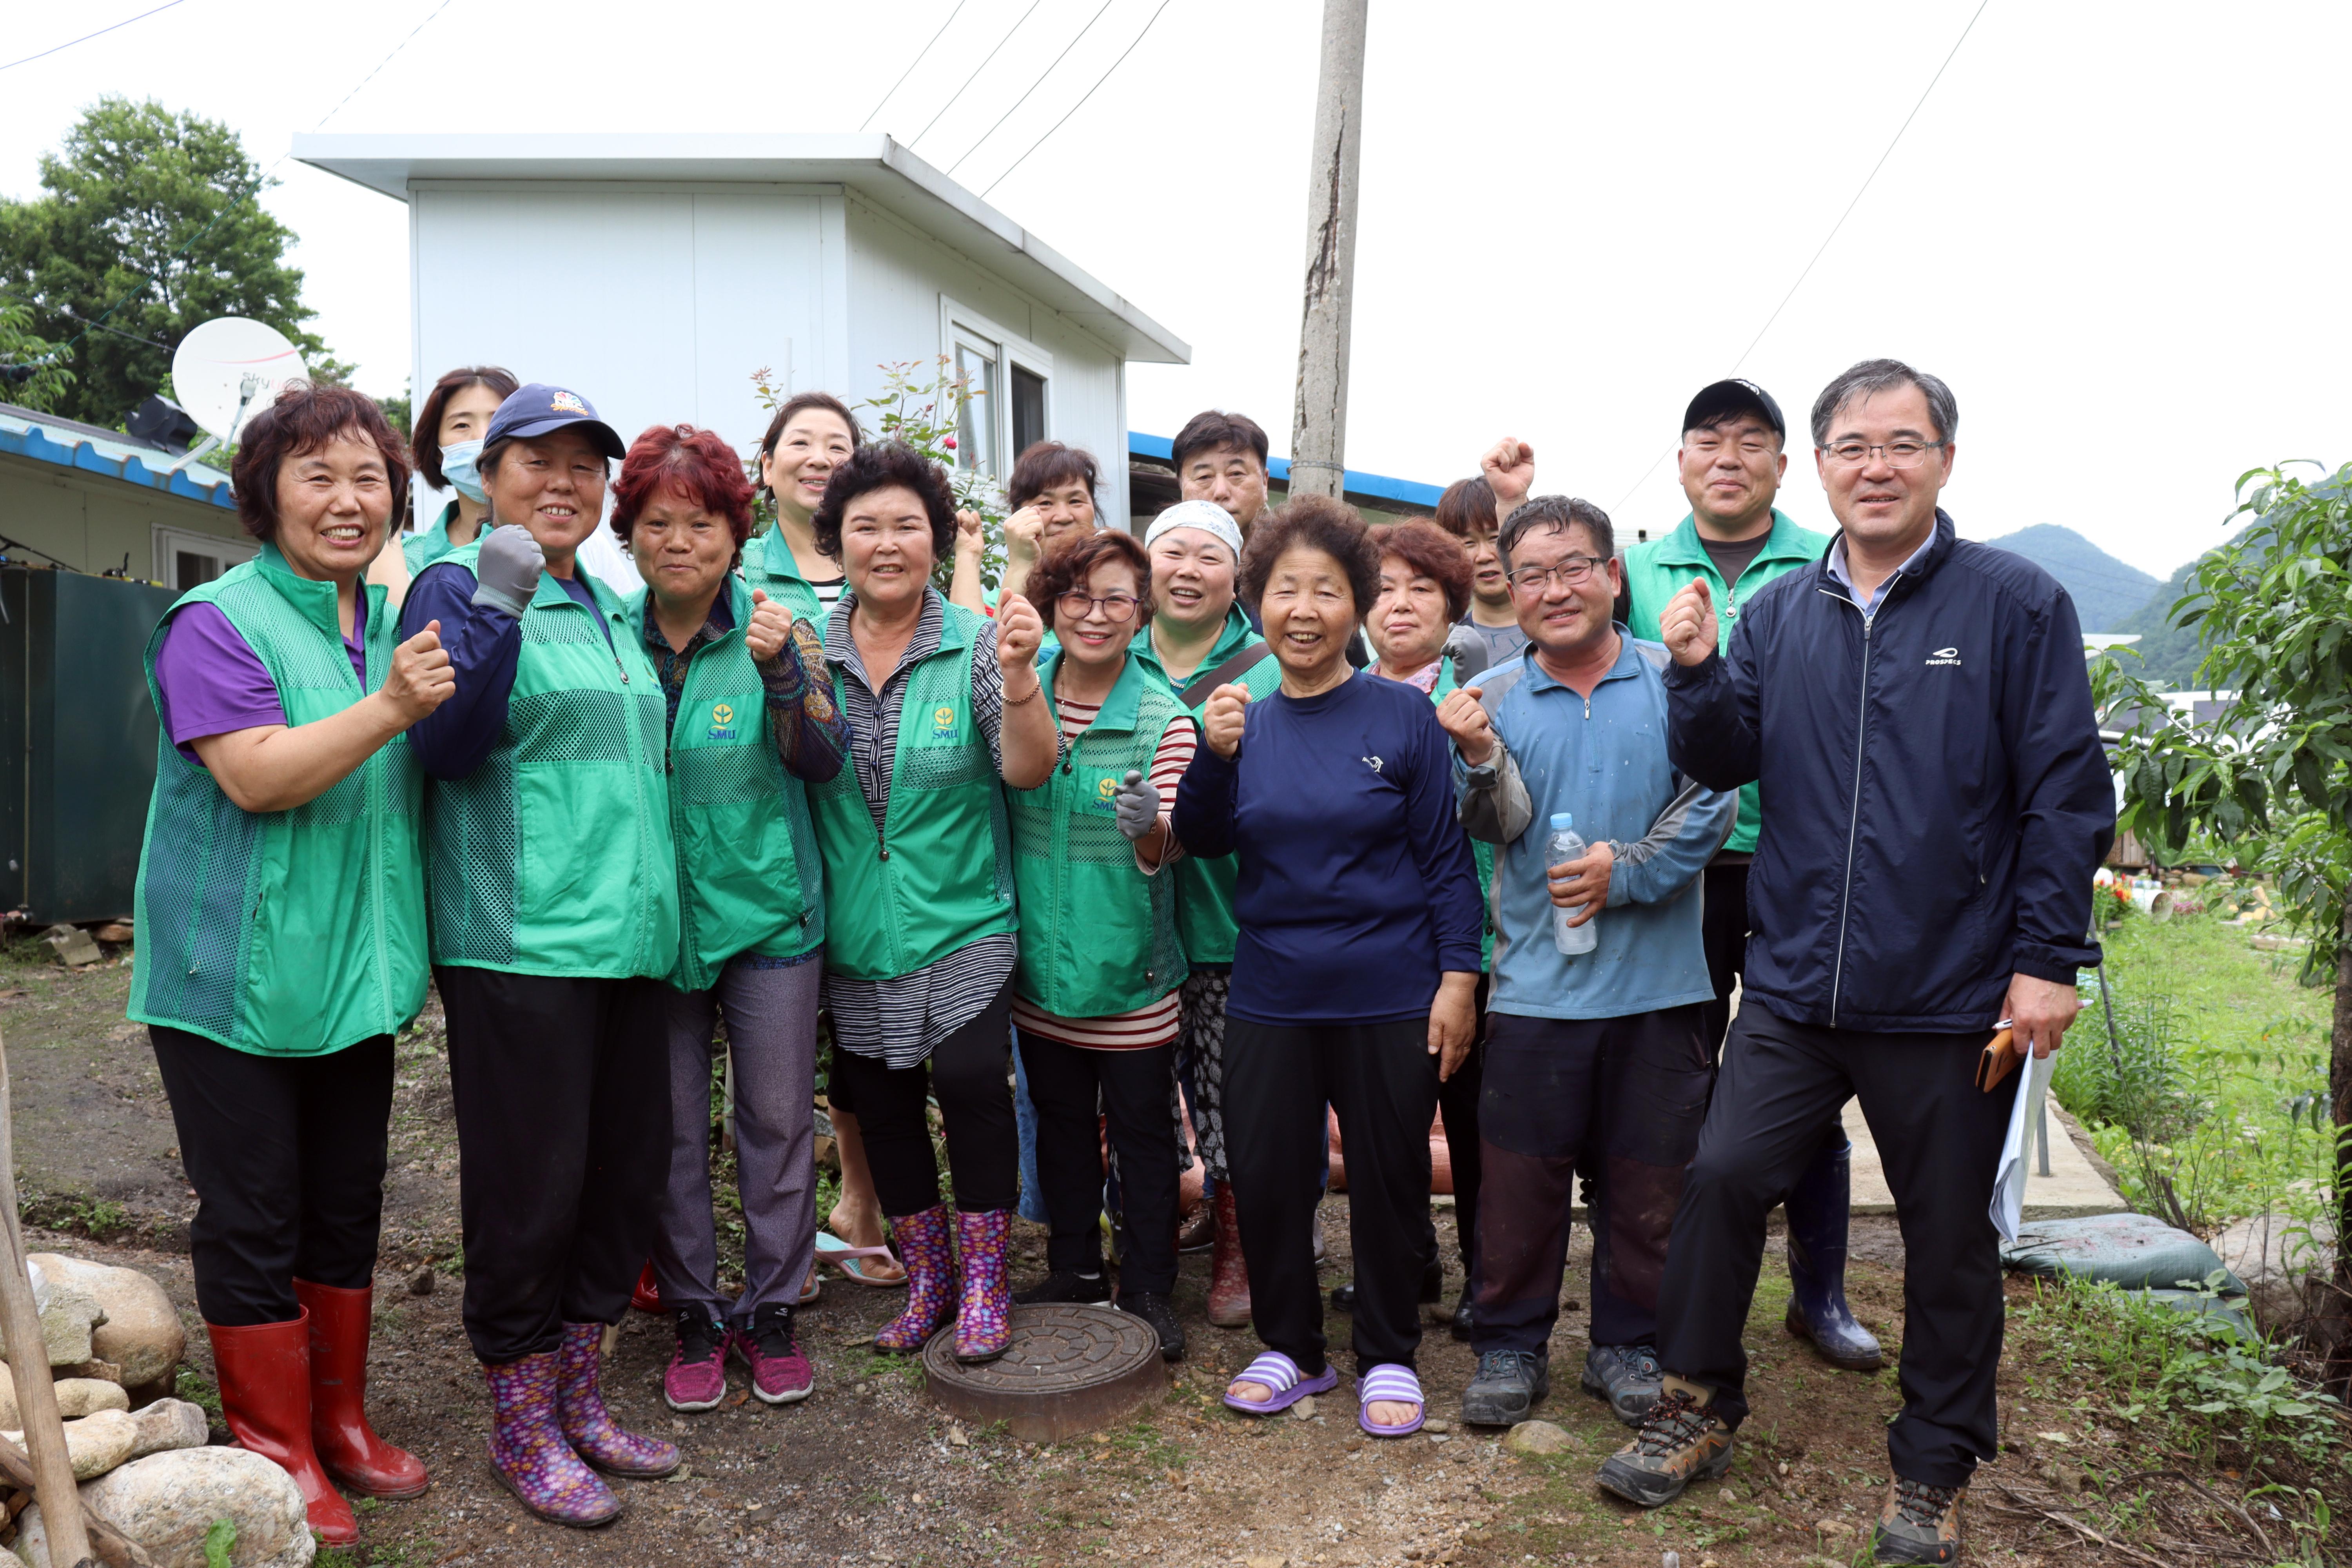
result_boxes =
[943,436,957,450]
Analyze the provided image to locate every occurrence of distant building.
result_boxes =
[1125,433,1445,527]
[0,403,245,586]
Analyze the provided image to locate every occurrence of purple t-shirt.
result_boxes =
[153,595,369,760]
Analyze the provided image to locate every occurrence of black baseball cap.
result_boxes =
[483,383,626,459]
[1682,378,1786,441]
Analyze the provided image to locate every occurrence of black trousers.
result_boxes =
[437,967,670,1364]
[1431,975,1487,1280]
[151,1027,393,1327]
[1698,862,1749,1056]
[1657,1006,2011,1486]
[829,980,1019,1217]
[1474,1006,1711,1356]
[1018,1031,1180,1295]
[1224,1015,1437,1375]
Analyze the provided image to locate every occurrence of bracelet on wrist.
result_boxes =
[1004,679,1043,708]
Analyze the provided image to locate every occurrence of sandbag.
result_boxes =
[2001,1211,2245,1294]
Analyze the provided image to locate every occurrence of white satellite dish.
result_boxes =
[167,317,307,470]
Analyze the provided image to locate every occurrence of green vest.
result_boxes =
[1430,660,1499,970]
[1008,652,1191,1017]
[129,546,426,1055]
[627,577,824,992]
[1621,510,1831,856]
[1127,605,1284,968]
[739,527,828,626]
[402,500,470,576]
[423,543,679,978]
[811,596,1016,980]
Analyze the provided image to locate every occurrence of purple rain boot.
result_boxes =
[483,1353,621,1528]
[554,1322,681,1478]
[875,1205,959,1354]
[954,1208,1015,1364]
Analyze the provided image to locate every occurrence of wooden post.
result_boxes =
[1287,0,1369,502]
[0,1033,95,1567]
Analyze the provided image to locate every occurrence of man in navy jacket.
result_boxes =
[1595,360,2114,1568]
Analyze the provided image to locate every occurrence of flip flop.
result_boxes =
[1357,1364,1427,1438]
[798,1263,822,1305]
[816,1229,904,1288]
[1222,1352,1340,1416]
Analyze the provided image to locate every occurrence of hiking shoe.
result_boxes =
[1461,1348,1548,1427]
[1875,1475,1965,1564]
[662,1307,728,1412]
[1581,1341,1664,1426]
[1013,1270,1109,1305]
[1595,1387,1735,1507]
[1114,1290,1187,1361]
[732,1305,813,1405]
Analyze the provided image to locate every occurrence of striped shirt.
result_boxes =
[821,586,1019,1070]
[1007,681,1197,1052]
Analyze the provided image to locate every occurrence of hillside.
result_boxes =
[1978,523,2160,632]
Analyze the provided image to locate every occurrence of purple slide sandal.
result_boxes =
[1357,1364,1426,1438]
[1222,1352,1340,1416]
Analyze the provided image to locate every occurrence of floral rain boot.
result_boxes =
[483,1353,621,1528]
[554,1322,681,1479]
[954,1208,1015,1364]
[874,1205,959,1353]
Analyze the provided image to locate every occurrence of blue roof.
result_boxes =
[1129,432,1444,510]
[0,407,236,511]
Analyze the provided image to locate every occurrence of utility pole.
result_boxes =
[1288,0,1367,501]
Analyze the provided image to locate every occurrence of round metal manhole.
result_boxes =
[922,1303,1165,1441]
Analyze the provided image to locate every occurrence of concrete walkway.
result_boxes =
[1842,1093,2126,1218]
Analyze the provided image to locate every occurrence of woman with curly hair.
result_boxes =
[806,442,1056,1363]
[1172,495,1482,1438]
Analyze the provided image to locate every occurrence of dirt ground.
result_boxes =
[0,941,2322,1567]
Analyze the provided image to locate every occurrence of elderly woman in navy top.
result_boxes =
[1173,494,1483,1438]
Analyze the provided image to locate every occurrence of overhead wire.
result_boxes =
[980,0,1176,199]
[947,0,1123,177]
[0,0,192,75]
[860,0,975,132]
[909,0,1048,152]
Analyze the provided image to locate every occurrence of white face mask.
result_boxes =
[441,439,487,504]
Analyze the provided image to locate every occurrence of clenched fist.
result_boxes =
[1003,505,1047,566]
[382,621,456,725]
[1481,436,1536,519]
[746,588,796,663]
[995,590,1044,678]
[1659,578,1719,668]
[1435,684,1495,766]
[1202,682,1251,759]
[1112,768,1160,842]
[954,508,985,560]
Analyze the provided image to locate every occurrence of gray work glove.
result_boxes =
[1112,768,1160,842]
[471,524,546,619]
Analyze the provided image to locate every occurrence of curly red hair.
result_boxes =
[611,424,757,568]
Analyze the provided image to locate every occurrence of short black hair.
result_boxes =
[1809,358,1958,447]
[811,440,958,563]
[1170,409,1270,474]
[1238,494,1383,621]
[1498,495,1614,566]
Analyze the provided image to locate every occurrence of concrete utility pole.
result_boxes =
[1288,0,1367,501]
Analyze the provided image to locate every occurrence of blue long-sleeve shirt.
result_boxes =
[399,559,606,779]
[1456,635,1736,1021]
[1172,670,1482,1026]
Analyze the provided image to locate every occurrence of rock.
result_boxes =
[1503,1419,1573,1456]
[1815,1517,1856,1536]
[127,1397,208,1459]
[407,1265,436,1297]
[2210,1210,2333,1332]
[29,1254,185,1388]
[946,1424,970,1447]
[93,923,134,944]
[1424,1417,1452,1434]
[17,1445,313,1568]
[53,1377,130,1419]
[40,924,102,967]
[6,1408,138,1479]
[0,1267,105,1367]
[1243,1558,1290,1568]
[1289,1395,1317,1419]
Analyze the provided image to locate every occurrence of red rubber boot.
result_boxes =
[207,1312,359,1546]
[296,1279,429,1499]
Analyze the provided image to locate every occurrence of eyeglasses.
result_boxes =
[1505,556,1607,594]
[1056,591,1140,623]
[1819,440,1945,469]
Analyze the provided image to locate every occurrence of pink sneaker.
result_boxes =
[663,1308,728,1413]
[732,1305,813,1404]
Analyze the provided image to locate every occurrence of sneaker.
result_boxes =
[1595,1386,1735,1507]
[1461,1348,1548,1427]
[1581,1341,1664,1426]
[1013,1270,1109,1305]
[1874,1475,1966,1564]
[731,1304,813,1405]
[1113,1290,1187,1361]
[663,1307,728,1413]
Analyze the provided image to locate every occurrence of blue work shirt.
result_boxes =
[1457,633,1735,1022]
[399,558,611,779]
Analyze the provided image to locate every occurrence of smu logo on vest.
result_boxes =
[1090,775,1121,814]
[707,702,737,740]
[930,704,960,740]
[1924,646,1963,667]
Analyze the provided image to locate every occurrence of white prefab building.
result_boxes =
[293,133,1189,591]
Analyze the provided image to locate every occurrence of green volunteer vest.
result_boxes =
[423,542,679,979]
[1007,652,1191,1018]
[811,596,1016,980]
[739,527,827,626]
[1128,606,1283,968]
[402,499,472,577]
[129,546,426,1055]
[627,576,825,992]
[1430,660,1499,971]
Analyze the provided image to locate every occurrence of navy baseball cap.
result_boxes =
[483,383,626,459]
[1682,378,1786,441]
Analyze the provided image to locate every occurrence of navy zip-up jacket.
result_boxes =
[1662,512,2114,1033]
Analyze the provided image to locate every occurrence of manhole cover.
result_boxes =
[922,1303,1165,1441]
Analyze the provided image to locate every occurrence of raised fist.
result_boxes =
[383,621,456,724]
[746,587,795,663]
[1480,437,1536,518]
[471,524,544,619]
[1003,505,1047,565]
[1435,685,1495,766]
[1659,578,1719,668]
[1202,682,1251,759]
[995,591,1044,674]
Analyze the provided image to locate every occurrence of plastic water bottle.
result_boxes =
[1549,812,1596,955]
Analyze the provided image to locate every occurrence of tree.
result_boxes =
[0,99,348,430]
[0,298,73,414]
[2102,461,2352,1383]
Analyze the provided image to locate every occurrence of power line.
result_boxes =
[980,0,1176,199]
[0,0,191,75]
[860,0,975,132]
[948,0,1123,177]
[1611,0,1993,513]
[909,0,1048,152]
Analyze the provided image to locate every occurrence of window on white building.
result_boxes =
[942,300,1052,482]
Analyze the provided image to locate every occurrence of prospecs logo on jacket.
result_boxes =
[1925,646,1964,667]
[930,704,960,740]
[708,702,737,740]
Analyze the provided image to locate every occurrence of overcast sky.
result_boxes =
[6,0,2346,582]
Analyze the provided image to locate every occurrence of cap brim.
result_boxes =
[1682,381,1784,438]
[501,415,627,459]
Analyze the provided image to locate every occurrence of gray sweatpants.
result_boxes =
[652,953,822,1323]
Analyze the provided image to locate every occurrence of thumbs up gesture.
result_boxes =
[1660,578,1719,667]
[1203,682,1251,759]
[746,588,796,663]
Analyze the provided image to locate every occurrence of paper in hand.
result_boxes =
[1989,1048,2057,1244]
